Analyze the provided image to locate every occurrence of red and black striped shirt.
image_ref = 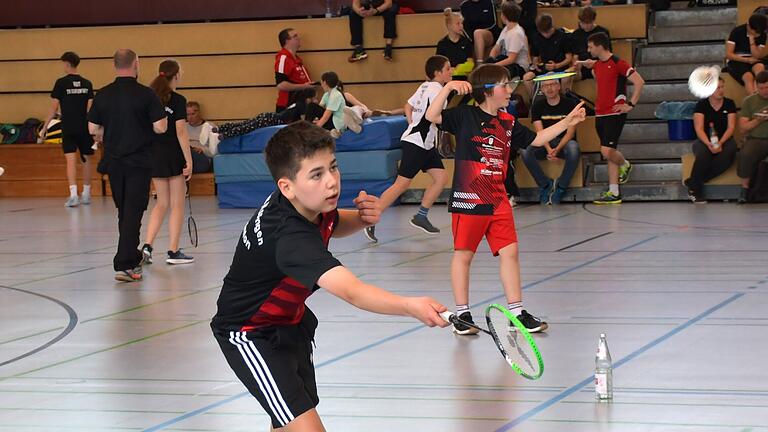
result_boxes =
[212,191,340,332]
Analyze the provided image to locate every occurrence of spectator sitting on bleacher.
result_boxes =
[275,28,318,120]
[485,2,530,82]
[737,71,768,204]
[437,8,475,79]
[185,101,217,173]
[348,0,399,63]
[460,0,500,63]
[523,14,574,95]
[683,77,737,203]
[726,13,768,95]
[521,78,581,205]
[570,6,610,82]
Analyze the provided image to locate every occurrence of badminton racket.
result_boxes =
[474,71,577,93]
[688,65,721,99]
[186,184,198,248]
[441,304,544,380]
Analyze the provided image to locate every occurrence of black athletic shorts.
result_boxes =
[595,114,627,149]
[397,141,444,179]
[726,60,768,85]
[212,310,319,429]
[62,133,94,156]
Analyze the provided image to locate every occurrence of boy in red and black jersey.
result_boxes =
[426,64,586,335]
[581,32,645,204]
[211,121,448,430]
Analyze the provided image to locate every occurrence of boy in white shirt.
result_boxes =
[364,56,453,243]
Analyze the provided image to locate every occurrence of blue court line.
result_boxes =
[494,291,745,432]
[143,235,657,432]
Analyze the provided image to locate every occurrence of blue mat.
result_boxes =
[217,178,397,209]
[214,149,403,184]
[218,116,408,154]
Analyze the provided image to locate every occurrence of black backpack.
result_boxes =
[16,118,42,143]
[748,161,768,203]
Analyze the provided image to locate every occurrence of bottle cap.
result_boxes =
[600,333,606,338]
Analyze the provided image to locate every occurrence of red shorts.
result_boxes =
[451,210,518,256]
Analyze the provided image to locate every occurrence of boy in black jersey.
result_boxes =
[211,121,448,431]
[426,64,585,335]
[41,51,94,207]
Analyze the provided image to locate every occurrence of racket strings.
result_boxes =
[487,307,541,377]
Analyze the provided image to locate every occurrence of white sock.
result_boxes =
[508,302,523,316]
[456,304,470,315]
[69,185,77,197]
[609,184,619,196]
[82,185,91,195]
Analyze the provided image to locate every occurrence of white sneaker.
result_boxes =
[65,196,79,207]
[80,193,91,205]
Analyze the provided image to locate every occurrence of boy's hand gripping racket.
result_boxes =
[441,305,544,380]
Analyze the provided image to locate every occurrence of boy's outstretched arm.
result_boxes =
[318,266,449,327]
[531,101,587,147]
[425,80,473,125]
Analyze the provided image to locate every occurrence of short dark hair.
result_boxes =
[501,2,521,23]
[756,70,768,84]
[265,121,336,181]
[278,28,294,47]
[113,49,137,69]
[469,64,510,104]
[425,55,450,79]
[321,71,339,88]
[60,51,80,67]
[748,13,768,34]
[536,14,553,33]
[579,6,597,24]
[587,32,611,50]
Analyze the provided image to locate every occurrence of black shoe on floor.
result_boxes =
[516,310,548,333]
[452,311,480,335]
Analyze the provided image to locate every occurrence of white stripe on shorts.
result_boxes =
[229,331,295,426]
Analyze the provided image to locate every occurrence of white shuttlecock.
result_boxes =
[688,65,721,99]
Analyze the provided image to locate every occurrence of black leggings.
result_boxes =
[687,138,737,193]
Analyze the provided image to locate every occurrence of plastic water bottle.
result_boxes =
[595,333,613,400]
[709,122,720,150]
[325,0,333,18]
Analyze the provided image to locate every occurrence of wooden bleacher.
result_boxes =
[739,0,765,24]
[0,5,647,197]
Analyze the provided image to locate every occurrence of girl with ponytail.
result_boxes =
[436,8,475,78]
[142,59,195,265]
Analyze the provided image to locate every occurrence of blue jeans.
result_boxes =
[521,139,581,189]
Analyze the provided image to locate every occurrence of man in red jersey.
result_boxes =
[275,28,318,120]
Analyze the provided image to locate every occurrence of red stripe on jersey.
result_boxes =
[240,210,337,331]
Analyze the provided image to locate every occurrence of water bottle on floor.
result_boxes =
[595,333,613,400]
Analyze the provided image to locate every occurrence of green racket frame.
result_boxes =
[484,303,544,380]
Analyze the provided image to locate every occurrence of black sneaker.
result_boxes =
[738,187,748,204]
[364,225,378,243]
[348,46,368,63]
[141,243,153,264]
[593,191,622,205]
[114,267,142,282]
[167,250,194,265]
[618,161,632,185]
[516,310,548,333]
[410,215,440,234]
[452,311,480,335]
[384,44,393,61]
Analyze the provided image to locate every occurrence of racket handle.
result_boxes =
[440,310,456,323]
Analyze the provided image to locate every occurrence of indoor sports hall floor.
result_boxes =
[1,197,767,432]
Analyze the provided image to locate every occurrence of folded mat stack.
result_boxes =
[214,116,407,208]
